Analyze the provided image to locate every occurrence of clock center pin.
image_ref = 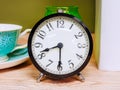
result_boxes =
[57,42,63,48]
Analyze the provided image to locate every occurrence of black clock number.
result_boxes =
[77,43,87,48]
[46,59,53,67]
[37,30,46,40]
[69,24,74,30]
[76,53,83,60]
[35,43,43,48]
[57,20,64,28]
[74,32,83,39]
[68,60,74,69]
[38,53,46,60]
[46,23,54,31]
[57,65,63,71]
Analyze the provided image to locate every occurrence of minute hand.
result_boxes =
[57,43,63,71]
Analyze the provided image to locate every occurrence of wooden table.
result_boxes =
[0,34,120,90]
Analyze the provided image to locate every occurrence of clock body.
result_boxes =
[28,13,93,79]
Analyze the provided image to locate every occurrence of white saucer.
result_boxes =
[0,48,29,69]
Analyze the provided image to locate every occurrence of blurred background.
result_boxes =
[0,0,95,32]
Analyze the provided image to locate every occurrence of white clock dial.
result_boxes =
[28,13,93,78]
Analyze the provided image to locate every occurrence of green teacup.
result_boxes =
[0,24,31,63]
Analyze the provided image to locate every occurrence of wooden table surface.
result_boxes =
[0,34,120,90]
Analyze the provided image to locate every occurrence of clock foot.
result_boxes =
[77,72,85,82]
[36,73,45,83]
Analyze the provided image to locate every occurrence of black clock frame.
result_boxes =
[28,13,93,79]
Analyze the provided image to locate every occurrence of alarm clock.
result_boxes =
[28,13,93,81]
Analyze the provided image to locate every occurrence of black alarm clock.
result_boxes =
[28,13,93,82]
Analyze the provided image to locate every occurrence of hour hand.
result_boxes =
[41,48,50,52]
[40,46,58,52]
[40,43,63,52]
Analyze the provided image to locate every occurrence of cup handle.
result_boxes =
[19,29,31,37]
[11,29,31,52]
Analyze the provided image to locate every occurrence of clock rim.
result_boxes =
[28,13,93,79]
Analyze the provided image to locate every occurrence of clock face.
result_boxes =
[28,13,93,79]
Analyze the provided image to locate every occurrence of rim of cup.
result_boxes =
[0,24,22,32]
